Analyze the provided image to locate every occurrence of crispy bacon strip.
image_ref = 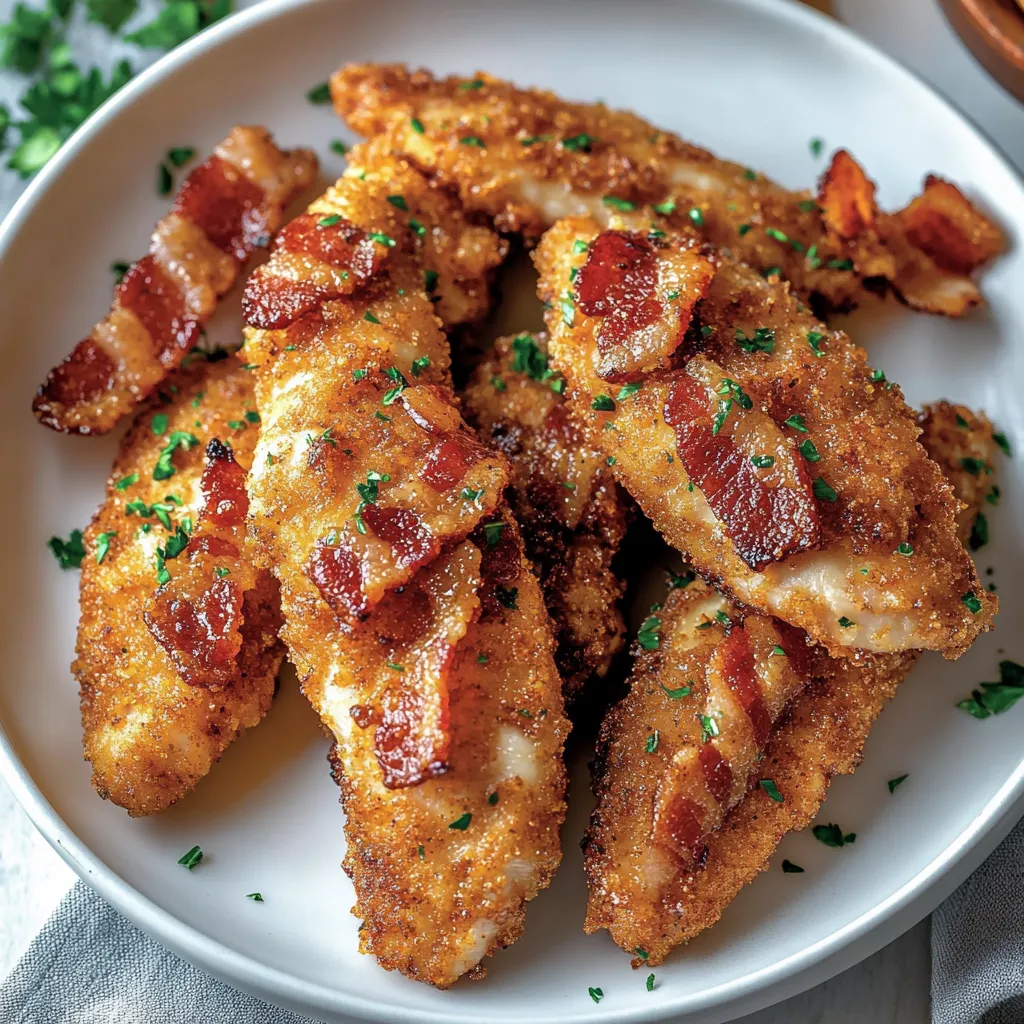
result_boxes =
[332,64,1003,315]
[242,148,567,984]
[537,217,995,658]
[76,360,284,815]
[463,333,630,704]
[34,127,317,435]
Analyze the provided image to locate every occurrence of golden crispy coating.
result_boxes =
[325,513,568,986]
[918,400,1003,547]
[77,359,284,816]
[583,579,918,964]
[585,421,996,962]
[34,127,317,435]
[463,333,629,703]
[534,216,994,658]
[331,64,1002,316]
[242,149,568,984]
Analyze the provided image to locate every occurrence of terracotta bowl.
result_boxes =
[938,0,1024,102]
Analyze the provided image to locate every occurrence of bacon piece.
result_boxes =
[664,356,820,570]
[895,175,1005,275]
[34,127,317,435]
[241,213,386,329]
[574,230,715,381]
[145,439,257,687]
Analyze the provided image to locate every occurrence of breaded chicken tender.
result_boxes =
[34,127,317,435]
[77,359,284,816]
[534,217,994,658]
[463,332,629,704]
[331,64,1002,316]
[241,145,568,985]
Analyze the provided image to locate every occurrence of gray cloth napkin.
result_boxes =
[931,814,1024,1024]
[0,882,324,1024]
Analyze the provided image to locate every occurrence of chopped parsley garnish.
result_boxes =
[48,529,85,569]
[562,133,597,152]
[151,412,169,435]
[460,487,484,502]
[782,859,804,873]
[448,813,472,831]
[617,381,643,401]
[495,585,519,609]
[652,199,676,215]
[386,193,408,211]
[737,223,752,236]
[688,206,705,227]
[783,414,808,433]
[667,569,696,589]
[166,146,194,168]
[459,78,484,90]
[958,660,1024,719]
[588,987,603,1004]
[660,682,691,699]
[602,195,636,212]
[111,260,130,281]
[246,892,264,902]
[606,456,616,466]
[646,974,655,991]
[482,521,505,548]
[743,168,757,180]
[969,514,988,551]
[560,292,574,327]
[329,139,348,156]
[226,420,244,431]
[962,591,983,614]
[591,394,616,411]
[381,366,409,405]
[994,432,1012,457]
[887,774,909,793]
[487,790,499,805]
[417,845,425,860]
[956,413,970,429]
[771,645,786,657]
[490,374,506,392]
[306,81,330,104]
[157,162,172,196]
[806,330,826,357]
[572,238,589,254]
[813,477,838,502]
[386,661,404,672]
[700,714,720,743]
[645,730,659,753]
[838,616,855,628]
[734,326,775,353]
[987,485,1001,506]
[114,472,138,491]
[896,542,914,556]
[827,258,854,271]
[353,471,390,534]
[511,333,556,384]
[477,653,488,664]
[765,226,788,243]
[317,213,341,228]
[459,135,485,147]
[799,439,821,462]
[368,230,396,247]
[520,133,553,146]
[408,217,426,236]
[813,823,855,847]
[177,845,203,869]
[364,310,381,324]
[637,614,662,651]
[750,455,774,468]
[214,567,230,578]
[424,268,439,293]
[809,137,824,157]
[760,779,783,802]
[410,117,425,134]
[94,530,116,564]
[798,199,819,213]
[712,378,753,435]
[245,410,260,424]
[960,456,989,477]
[153,431,199,480]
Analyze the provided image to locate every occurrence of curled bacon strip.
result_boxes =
[663,356,820,570]
[34,127,317,435]
[652,615,819,870]
[574,230,715,381]
[145,439,256,687]
[242,213,386,329]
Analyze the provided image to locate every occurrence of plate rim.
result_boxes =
[1,0,1022,1020]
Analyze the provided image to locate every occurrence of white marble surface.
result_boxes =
[2,0,1023,1020]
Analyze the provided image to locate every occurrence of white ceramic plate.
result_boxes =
[1,0,1023,1020]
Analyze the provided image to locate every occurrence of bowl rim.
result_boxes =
[2,0,1024,1021]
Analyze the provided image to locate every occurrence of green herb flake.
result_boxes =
[153,431,199,481]
[760,779,783,802]
[652,199,676,215]
[797,199,819,213]
[838,615,855,628]
[417,844,425,860]
[737,223,752,236]
[214,567,230,578]
[48,529,86,570]
[520,133,552,146]
[994,432,1012,457]
[317,213,341,228]
[157,162,173,196]
[700,714,720,743]
[750,455,775,468]
[460,487,485,502]
[957,660,1024,719]
[645,730,660,753]
[114,472,138,491]
[799,439,821,462]
[962,591,983,614]
[562,133,597,152]
[588,987,604,1004]
[368,230,396,248]
[459,77,484,90]
[386,661,404,673]
[637,614,662,651]
[381,366,409,405]
[784,414,808,433]
[765,226,788,243]
[306,81,330,104]
[495,585,519,610]
[771,645,786,657]
[477,653,488,664]
[782,859,805,873]
[177,845,203,869]
[490,374,506,392]
[734,326,775,353]
[410,117,425,134]
[448,812,472,831]
[591,394,616,412]
[459,135,485,147]
[602,195,636,212]
[660,682,691,700]
[617,382,643,401]
[812,823,855,847]
[887,774,909,793]
[969,514,989,551]
[511,333,555,383]
[809,137,824,157]
[646,973,656,991]
[329,139,348,156]
[482,521,505,548]
[95,530,116,564]
[960,456,990,477]
[896,541,914,556]
[166,146,195,168]
[487,790,499,805]
[364,310,381,325]
[813,477,838,502]
[827,258,854,271]
[806,330,826,357]
[688,206,705,227]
